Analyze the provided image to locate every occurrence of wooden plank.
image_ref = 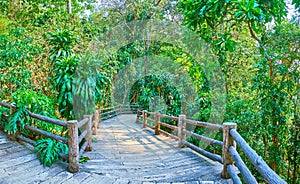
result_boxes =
[227,165,242,184]
[25,125,68,144]
[229,146,257,183]
[143,110,147,128]
[183,140,222,163]
[99,107,114,111]
[184,130,223,147]
[230,129,286,183]
[185,119,223,131]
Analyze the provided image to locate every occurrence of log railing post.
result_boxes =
[98,109,102,127]
[93,110,99,135]
[178,114,186,148]
[155,112,160,135]
[142,110,147,128]
[136,110,139,123]
[84,115,92,151]
[221,122,237,179]
[118,105,122,115]
[67,120,79,173]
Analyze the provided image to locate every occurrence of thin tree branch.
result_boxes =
[247,19,274,82]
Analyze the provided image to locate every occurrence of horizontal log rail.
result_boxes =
[78,118,89,128]
[228,129,286,184]
[185,119,223,131]
[0,101,93,173]
[145,117,155,123]
[159,121,178,130]
[184,130,223,147]
[25,125,68,144]
[159,129,178,140]
[183,140,223,163]
[136,109,286,183]
[159,114,179,121]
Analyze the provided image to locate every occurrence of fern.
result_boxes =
[34,138,68,167]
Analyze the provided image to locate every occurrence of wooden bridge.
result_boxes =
[0,102,286,184]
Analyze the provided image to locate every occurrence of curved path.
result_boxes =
[0,114,232,184]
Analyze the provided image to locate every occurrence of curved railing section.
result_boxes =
[136,109,286,184]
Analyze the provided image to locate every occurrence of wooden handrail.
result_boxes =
[159,121,178,130]
[1,101,285,180]
[229,146,257,183]
[0,101,94,173]
[135,108,286,183]
[78,118,89,128]
[185,119,223,131]
[230,129,286,184]
[184,130,223,147]
[25,125,68,144]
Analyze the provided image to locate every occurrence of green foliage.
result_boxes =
[72,54,104,119]
[179,0,299,182]
[0,15,9,33]
[34,138,68,167]
[5,104,28,134]
[45,29,77,62]
[0,27,39,97]
[79,156,90,163]
[12,89,57,117]
[5,89,63,138]
[130,74,181,117]
[54,56,79,119]
[0,0,298,180]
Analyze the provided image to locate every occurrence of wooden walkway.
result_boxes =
[0,114,232,184]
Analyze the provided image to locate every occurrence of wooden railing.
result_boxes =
[136,110,286,184]
[0,101,92,173]
[92,105,138,135]
[0,102,287,182]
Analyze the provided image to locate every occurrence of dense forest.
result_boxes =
[0,0,299,183]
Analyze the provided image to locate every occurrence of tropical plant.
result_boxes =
[45,29,77,63]
[54,56,79,119]
[5,104,28,135]
[34,138,68,167]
